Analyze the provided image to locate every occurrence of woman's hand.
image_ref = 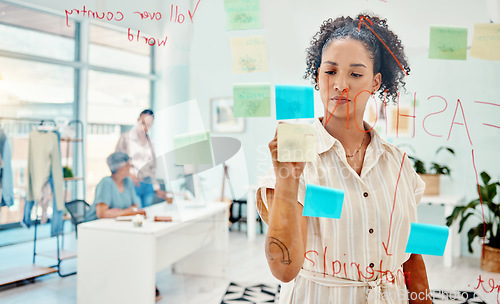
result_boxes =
[265,125,309,283]
[155,190,174,204]
[96,203,146,218]
[269,125,306,182]
[155,190,167,199]
[126,206,146,216]
[129,173,140,186]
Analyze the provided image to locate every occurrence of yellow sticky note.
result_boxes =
[470,23,500,60]
[229,36,269,73]
[277,124,316,162]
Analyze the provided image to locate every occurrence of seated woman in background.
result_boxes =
[85,151,146,221]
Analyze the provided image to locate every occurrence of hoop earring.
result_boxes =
[315,84,319,90]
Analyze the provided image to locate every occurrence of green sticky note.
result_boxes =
[429,26,467,60]
[173,131,214,165]
[233,84,271,117]
[224,0,261,30]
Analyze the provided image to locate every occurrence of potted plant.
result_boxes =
[446,171,500,272]
[405,146,455,195]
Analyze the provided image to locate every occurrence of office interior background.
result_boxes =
[0,0,499,303]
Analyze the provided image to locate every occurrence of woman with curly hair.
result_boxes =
[257,14,431,303]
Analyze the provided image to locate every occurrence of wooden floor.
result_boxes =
[0,230,499,304]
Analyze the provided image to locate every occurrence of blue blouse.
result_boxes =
[84,177,140,221]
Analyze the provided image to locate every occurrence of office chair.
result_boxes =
[65,200,90,238]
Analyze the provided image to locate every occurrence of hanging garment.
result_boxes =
[39,181,53,224]
[22,199,34,228]
[23,176,64,236]
[0,128,4,169]
[27,130,64,211]
[0,128,14,207]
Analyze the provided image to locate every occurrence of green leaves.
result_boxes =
[430,162,451,175]
[413,159,427,174]
[436,146,455,156]
[467,223,484,253]
[481,171,491,185]
[448,171,500,253]
[407,146,454,175]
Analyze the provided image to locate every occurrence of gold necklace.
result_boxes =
[346,134,367,158]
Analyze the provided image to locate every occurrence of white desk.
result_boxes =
[77,202,228,304]
[419,195,465,267]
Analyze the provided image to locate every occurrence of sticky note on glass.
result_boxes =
[275,85,314,120]
[277,124,316,162]
[470,23,500,60]
[405,223,449,256]
[303,184,344,219]
[233,84,271,117]
[429,26,467,60]
[230,36,269,73]
[173,131,214,165]
[224,0,261,30]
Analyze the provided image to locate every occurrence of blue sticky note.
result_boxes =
[405,223,449,256]
[275,85,314,120]
[303,184,344,219]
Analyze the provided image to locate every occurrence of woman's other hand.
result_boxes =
[129,173,140,186]
[127,205,146,216]
[155,190,174,204]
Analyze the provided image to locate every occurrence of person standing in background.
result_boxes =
[116,109,170,208]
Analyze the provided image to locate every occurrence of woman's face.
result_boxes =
[113,161,131,180]
[317,38,381,123]
[138,114,154,134]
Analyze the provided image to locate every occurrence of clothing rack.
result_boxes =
[0,117,57,122]
[0,117,85,286]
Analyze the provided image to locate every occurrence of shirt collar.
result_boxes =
[313,118,392,156]
[129,126,149,144]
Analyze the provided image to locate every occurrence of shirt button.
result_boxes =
[363,192,369,197]
[369,228,374,234]
[369,263,375,268]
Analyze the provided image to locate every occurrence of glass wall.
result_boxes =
[0,2,76,228]
[0,2,155,232]
[86,24,153,203]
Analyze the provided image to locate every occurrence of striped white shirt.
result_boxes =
[257,118,425,304]
[115,126,159,191]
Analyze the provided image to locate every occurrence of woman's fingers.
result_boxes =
[268,123,307,180]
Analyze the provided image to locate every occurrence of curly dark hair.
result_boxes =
[304,13,410,103]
